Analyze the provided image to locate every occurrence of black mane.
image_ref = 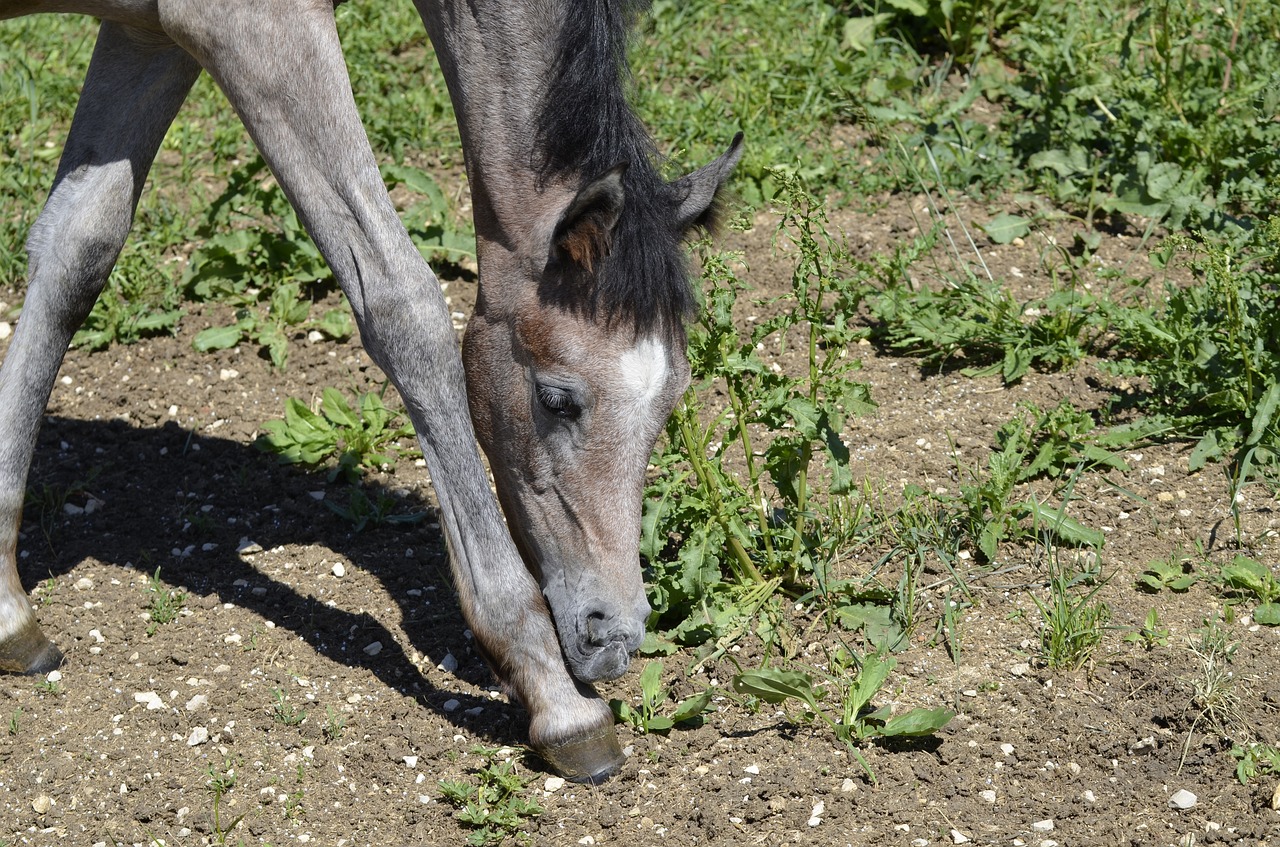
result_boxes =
[534,0,696,336]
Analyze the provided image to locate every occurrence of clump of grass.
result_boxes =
[144,567,187,636]
[1032,552,1110,670]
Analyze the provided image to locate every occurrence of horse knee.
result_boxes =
[26,159,135,306]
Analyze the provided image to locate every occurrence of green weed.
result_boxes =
[1136,549,1200,593]
[325,486,426,533]
[1230,742,1280,786]
[1218,554,1280,625]
[6,709,19,736]
[144,567,186,636]
[437,750,542,847]
[1123,608,1171,650]
[732,649,953,782]
[642,176,875,646]
[256,386,415,483]
[204,758,245,846]
[322,706,347,742]
[270,688,307,727]
[609,660,712,734]
[1031,553,1110,670]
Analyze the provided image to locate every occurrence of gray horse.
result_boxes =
[0,0,740,782]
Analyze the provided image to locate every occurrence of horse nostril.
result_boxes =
[584,610,610,645]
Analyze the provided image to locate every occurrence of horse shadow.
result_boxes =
[19,414,530,742]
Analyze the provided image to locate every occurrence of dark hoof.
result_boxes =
[536,723,625,785]
[0,623,63,675]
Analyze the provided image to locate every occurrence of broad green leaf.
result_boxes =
[981,213,1031,245]
[193,324,243,352]
[1145,161,1184,200]
[669,689,713,724]
[322,388,361,430]
[883,0,927,15]
[639,661,665,706]
[1247,383,1280,446]
[847,653,894,715]
[878,707,955,737]
[731,668,817,708]
[1188,431,1221,471]
[1023,499,1104,548]
[1254,604,1280,626]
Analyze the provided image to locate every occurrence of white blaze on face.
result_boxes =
[617,337,668,412]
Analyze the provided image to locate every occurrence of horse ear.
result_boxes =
[672,132,744,234]
[553,164,628,272]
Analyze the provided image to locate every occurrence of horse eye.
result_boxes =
[536,385,580,419]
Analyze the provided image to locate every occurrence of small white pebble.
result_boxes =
[951,829,971,843]
[187,727,209,746]
[1000,743,1015,756]
[979,790,996,803]
[363,641,383,656]
[544,777,566,792]
[1168,788,1197,809]
[73,577,94,591]
[743,764,760,775]
[219,368,239,381]
[1031,820,1054,832]
[331,563,345,578]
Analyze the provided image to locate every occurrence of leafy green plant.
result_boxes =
[6,709,19,736]
[732,650,953,781]
[1123,608,1171,650]
[325,485,426,532]
[204,758,245,846]
[270,688,307,727]
[144,567,187,636]
[609,661,712,733]
[642,176,875,645]
[437,750,543,847]
[871,268,1103,384]
[72,246,185,350]
[1218,555,1280,625]
[1005,1,1280,230]
[1031,554,1110,670]
[953,404,1111,562]
[257,387,415,483]
[1230,742,1280,785]
[322,706,347,742]
[1136,550,1200,593]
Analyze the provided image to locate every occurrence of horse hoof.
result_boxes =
[0,623,63,674]
[536,722,624,784]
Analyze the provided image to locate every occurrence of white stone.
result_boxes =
[1000,743,1015,756]
[840,778,856,792]
[89,629,105,643]
[743,764,760,775]
[1272,781,1280,811]
[187,727,209,746]
[31,795,51,814]
[236,538,262,554]
[46,670,61,684]
[363,641,383,656]
[1081,790,1097,803]
[1168,788,1197,809]
[403,756,418,769]
[219,368,239,380]
[73,577,94,591]
[331,562,345,577]
[544,777,566,792]
[438,653,459,673]
[0,322,11,340]
[951,829,971,843]
[185,694,208,712]
[979,790,996,803]
[134,691,166,710]
[1031,819,1054,832]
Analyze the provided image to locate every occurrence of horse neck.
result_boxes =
[414,0,648,259]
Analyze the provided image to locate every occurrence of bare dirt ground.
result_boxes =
[0,193,1278,847]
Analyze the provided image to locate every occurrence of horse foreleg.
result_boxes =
[159,0,623,781]
[0,22,200,672]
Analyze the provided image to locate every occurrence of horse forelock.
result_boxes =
[534,0,694,339]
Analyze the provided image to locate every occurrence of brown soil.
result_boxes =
[1,192,1278,847]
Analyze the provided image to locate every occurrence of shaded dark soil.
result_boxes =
[0,193,1278,847]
